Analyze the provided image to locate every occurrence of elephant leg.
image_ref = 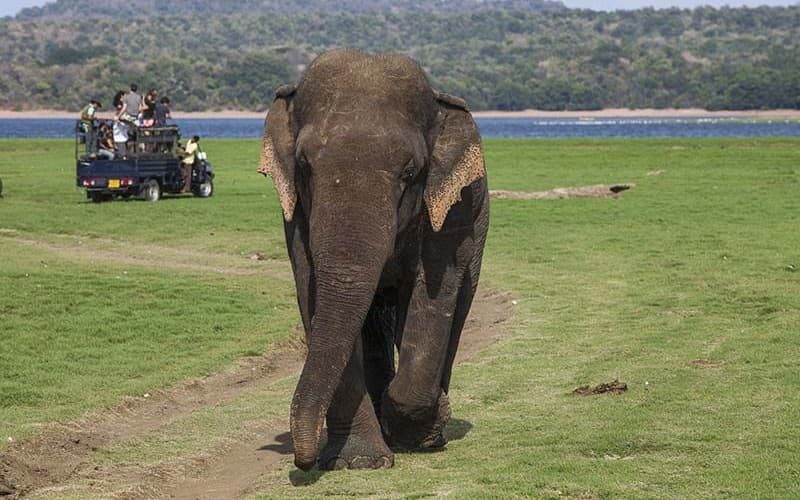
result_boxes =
[380,269,462,450]
[362,297,396,417]
[284,210,314,337]
[320,328,394,470]
[438,203,488,394]
[440,259,482,393]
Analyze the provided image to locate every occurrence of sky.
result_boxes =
[0,0,797,17]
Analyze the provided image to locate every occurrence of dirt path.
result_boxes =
[1,338,306,499]
[1,233,516,499]
[3,233,292,280]
[490,183,634,200]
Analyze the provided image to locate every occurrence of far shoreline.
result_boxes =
[1,108,800,120]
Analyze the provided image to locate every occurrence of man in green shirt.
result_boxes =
[79,99,101,155]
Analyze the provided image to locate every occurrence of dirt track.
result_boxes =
[6,234,291,279]
[0,235,515,499]
[489,183,634,200]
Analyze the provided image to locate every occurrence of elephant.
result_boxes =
[259,48,489,471]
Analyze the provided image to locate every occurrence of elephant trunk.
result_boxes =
[290,212,394,471]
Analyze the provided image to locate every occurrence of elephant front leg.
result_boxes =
[380,274,460,450]
[320,335,394,470]
[284,212,314,337]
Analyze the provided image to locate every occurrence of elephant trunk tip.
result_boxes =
[294,455,317,472]
[290,398,327,472]
[292,436,321,471]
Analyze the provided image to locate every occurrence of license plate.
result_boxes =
[108,179,120,189]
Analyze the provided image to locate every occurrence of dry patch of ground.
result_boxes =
[688,359,723,369]
[490,184,634,200]
[3,232,291,280]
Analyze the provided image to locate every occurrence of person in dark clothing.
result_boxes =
[113,90,129,123]
[155,97,171,126]
[96,122,116,160]
[138,89,158,152]
[113,90,125,109]
[141,89,158,127]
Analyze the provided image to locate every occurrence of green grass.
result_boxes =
[0,139,288,256]
[1,138,800,497]
[0,139,298,441]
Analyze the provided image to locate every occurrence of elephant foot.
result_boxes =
[380,390,451,451]
[318,431,394,470]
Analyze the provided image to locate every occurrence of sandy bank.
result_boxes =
[2,108,800,120]
[472,108,800,119]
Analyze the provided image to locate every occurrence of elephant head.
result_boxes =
[259,49,486,470]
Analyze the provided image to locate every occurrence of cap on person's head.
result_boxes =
[130,84,137,92]
[192,135,200,142]
[91,99,102,108]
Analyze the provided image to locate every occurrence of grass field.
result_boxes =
[1,137,799,498]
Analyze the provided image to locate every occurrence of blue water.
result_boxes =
[1,117,799,139]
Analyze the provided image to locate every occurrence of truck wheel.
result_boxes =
[89,191,110,203]
[142,179,161,202]
[193,179,214,198]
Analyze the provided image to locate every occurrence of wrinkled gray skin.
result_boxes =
[260,49,489,471]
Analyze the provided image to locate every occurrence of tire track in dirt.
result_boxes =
[3,233,292,280]
[1,338,306,499]
[1,232,516,499]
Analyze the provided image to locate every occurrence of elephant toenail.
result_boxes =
[322,457,348,470]
[350,456,373,468]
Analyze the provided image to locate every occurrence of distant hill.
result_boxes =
[2,4,799,112]
[15,0,565,19]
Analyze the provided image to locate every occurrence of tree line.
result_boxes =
[1,5,799,112]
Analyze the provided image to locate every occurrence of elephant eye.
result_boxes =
[400,161,416,182]
[297,154,311,173]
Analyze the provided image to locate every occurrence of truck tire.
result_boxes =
[89,191,112,203]
[142,179,161,202]
[193,179,214,198]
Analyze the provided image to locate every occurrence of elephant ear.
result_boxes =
[425,91,486,232]
[259,84,298,221]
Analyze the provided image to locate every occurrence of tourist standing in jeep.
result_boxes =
[124,85,142,124]
[79,99,101,155]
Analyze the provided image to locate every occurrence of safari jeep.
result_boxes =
[75,122,214,202]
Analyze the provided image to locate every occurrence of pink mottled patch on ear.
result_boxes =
[260,130,296,221]
[426,142,485,232]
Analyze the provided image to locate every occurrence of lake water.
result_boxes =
[1,117,799,139]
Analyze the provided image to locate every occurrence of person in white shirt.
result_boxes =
[113,119,129,159]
